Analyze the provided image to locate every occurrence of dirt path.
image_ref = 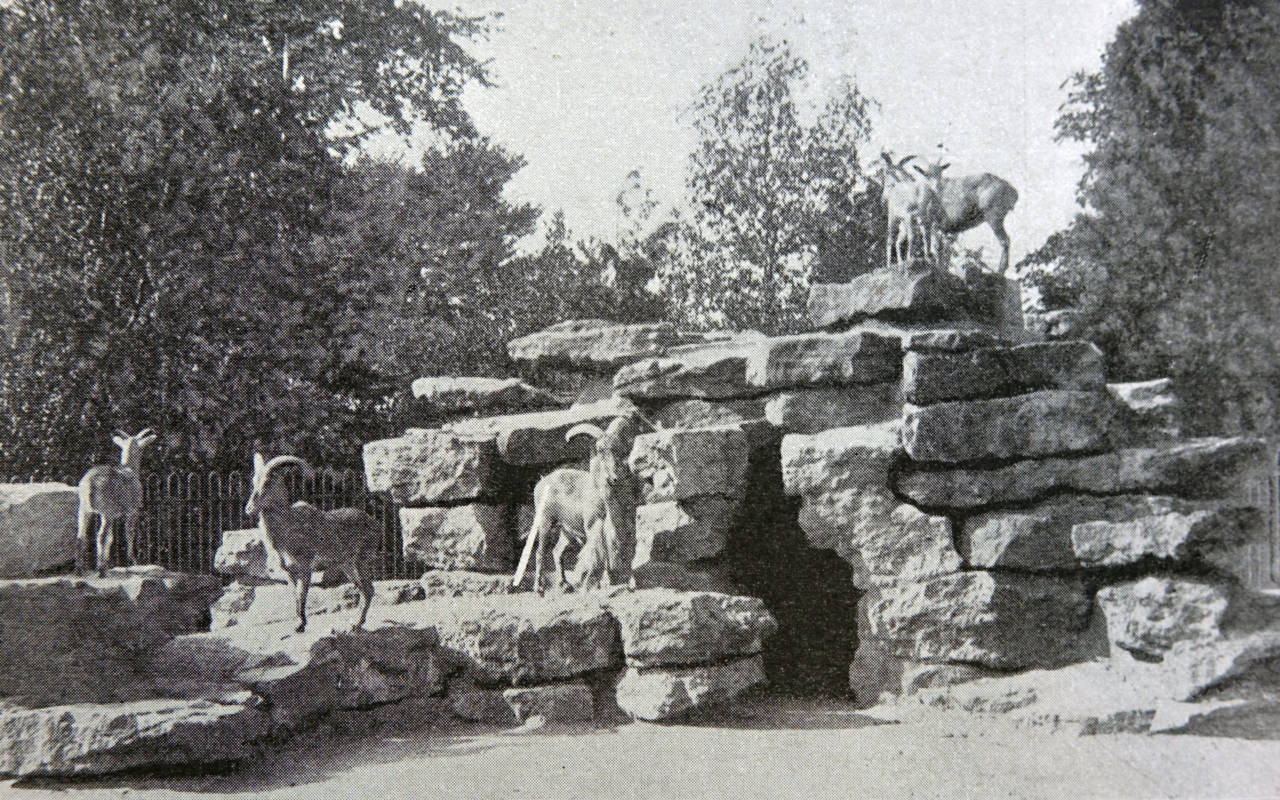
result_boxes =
[5,695,1280,800]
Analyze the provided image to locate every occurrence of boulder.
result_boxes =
[411,376,560,416]
[899,661,1004,695]
[629,423,757,502]
[1108,378,1182,445]
[420,569,516,597]
[441,399,632,466]
[1072,505,1261,568]
[213,528,288,583]
[894,436,1272,510]
[903,341,1106,405]
[763,383,901,434]
[903,328,1006,352]
[633,496,735,566]
[613,338,760,400]
[1097,577,1230,660]
[613,654,767,721]
[507,320,689,372]
[1159,629,1280,701]
[808,268,1008,329]
[400,504,514,572]
[363,430,504,505]
[0,694,269,777]
[0,482,78,578]
[868,571,1098,670]
[901,390,1117,463]
[603,589,777,668]
[651,398,765,429]
[448,679,517,725]
[743,330,900,390]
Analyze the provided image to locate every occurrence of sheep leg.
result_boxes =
[533,522,546,595]
[123,511,139,567]
[96,515,113,577]
[76,508,93,575]
[345,560,374,630]
[293,568,312,633]
[512,503,546,590]
[990,218,1011,274]
[553,531,573,591]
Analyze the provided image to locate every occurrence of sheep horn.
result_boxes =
[565,423,606,443]
[260,455,315,480]
[135,428,154,440]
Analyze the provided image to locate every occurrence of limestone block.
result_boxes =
[903,328,1006,352]
[400,505,514,572]
[209,579,425,630]
[744,330,900,390]
[1097,577,1230,660]
[613,654,766,721]
[630,561,740,594]
[807,268,1006,330]
[0,482,78,578]
[503,681,595,724]
[1108,378,1182,445]
[764,383,901,434]
[651,398,766,429]
[213,528,289,583]
[901,390,1117,463]
[363,430,503,505]
[1159,629,1280,702]
[604,589,777,668]
[411,376,560,416]
[798,496,960,587]
[507,320,689,372]
[442,399,631,466]
[447,680,516,725]
[633,496,735,566]
[613,338,759,400]
[903,340,1106,405]
[420,569,516,598]
[893,437,1272,510]
[629,424,756,502]
[780,422,902,498]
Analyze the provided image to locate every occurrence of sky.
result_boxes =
[413,0,1138,262]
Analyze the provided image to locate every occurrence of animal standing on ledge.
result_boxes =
[77,428,156,576]
[245,454,378,632]
[910,157,1019,275]
[881,152,947,270]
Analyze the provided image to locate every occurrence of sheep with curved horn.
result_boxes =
[880,151,946,269]
[245,453,379,633]
[909,158,1019,274]
[77,428,157,576]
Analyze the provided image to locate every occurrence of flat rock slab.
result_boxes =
[614,654,767,721]
[442,399,631,466]
[652,398,765,429]
[507,320,691,372]
[0,482,78,578]
[961,495,1260,571]
[630,561,740,594]
[764,383,901,434]
[780,421,902,497]
[1108,378,1182,444]
[614,338,760,400]
[448,677,596,726]
[401,505,514,572]
[0,694,269,777]
[411,377,560,416]
[901,390,1117,463]
[633,496,735,566]
[1097,576,1229,660]
[603,589,777,668]
[903,341,1105,405]
[420,569,515,597]
[894,436,1272,510]
[903,328,1007,352]
[808,269,1006,329]
[363,430,503,505]
[744,330,900,390]
[629,423,757,502]
[868,571,1098,670]
[209,579,426,630]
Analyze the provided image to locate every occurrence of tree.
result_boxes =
[1023,0,1280,435]
[664,39,876,333]
[0,0,497,473]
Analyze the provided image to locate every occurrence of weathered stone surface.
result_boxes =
[868,571,1097,669]
[420,569,515,598]
[604,589,777,668]
[651,398,765,429]
[507,320,689,371]
[503,681,595,724]
[614,338,760,400]
[1097,577,1229,660]
[764,383,901,434]
[442,399,632,466]
[448,680,516,725]
[614,654,767,721]
[633,496,735,566]
[630,561,740,594]
[903,341,1106,405]
[1108,378,1182,445]
[411,376,560,416]
[899,661,1002,695]
[209,579,425,630]
[780,422,902,498]
[799,498,960,587]
[629,423,756,502]
[808,268,1006,329]
[400,505,514,572]
[903,328,1006,352]
[961,495,1260,571]
[1025,308,1084,341]
[744,331,900,390]
[0,482,78,578]
[0,694,269,777]
[894,437,1272,510]
[901,390,1116,463]
[213,528,290,584]
[363,430,503,505]
[1159,629,1280,701]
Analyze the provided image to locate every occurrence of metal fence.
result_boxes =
[16,468,416,581]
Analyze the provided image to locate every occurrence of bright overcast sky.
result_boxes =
[413,0,1137,261]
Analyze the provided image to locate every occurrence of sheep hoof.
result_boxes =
[295,622,306,634]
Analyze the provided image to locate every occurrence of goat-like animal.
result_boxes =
[77,429,156,576]
[511,416,641,593]
[881,153,946,269]
[245,454,378,633]
[911,161,1019,274]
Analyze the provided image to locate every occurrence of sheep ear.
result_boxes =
[253,453,265,473]
[112,436,127,448]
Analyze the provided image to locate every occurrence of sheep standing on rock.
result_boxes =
[77,429,156,576]
[881,153,946,269]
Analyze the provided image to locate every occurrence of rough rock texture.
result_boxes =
[901,390,1116,463]
[447,680,517,725]
[651,398,765,429]
[614,338,760,400]
[604,589,777,668]
[442,399,631,466]
[781,422,903,498]
[502,681,596,724]
[411,377,560,416]
[1108,378,1182,445]
[1097,577,1230,660]
[744,331,900,390]
[633,496,734,567]
[630,561,740,594]
[420,569,515,597]
[0,694,269,777]
[1159,629,1280,701]
[613,654,767,721]
[894,437,1272,510]
[507,320,689,371]
[903,341,1106,405]
[0,482,78,578]
[629,423,757,502]
[213,528,290,583]
[961,495,1260,571]
[209,580,425,630]
[363,430,503,505]
[903,328,1006,352]
[764,383,901,434]
[868,571,1098,669]
[808,269,1007,329]
[400,505,514,572]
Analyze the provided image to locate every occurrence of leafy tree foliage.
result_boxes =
[1023,0,1280,434]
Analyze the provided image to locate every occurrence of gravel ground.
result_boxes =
[5,694,1279,800]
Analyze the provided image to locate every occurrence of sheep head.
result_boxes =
[112,428,156,469]
[246,453,314,516]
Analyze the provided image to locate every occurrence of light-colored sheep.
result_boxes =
[881,153,946,269]
[77,429,156,576]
